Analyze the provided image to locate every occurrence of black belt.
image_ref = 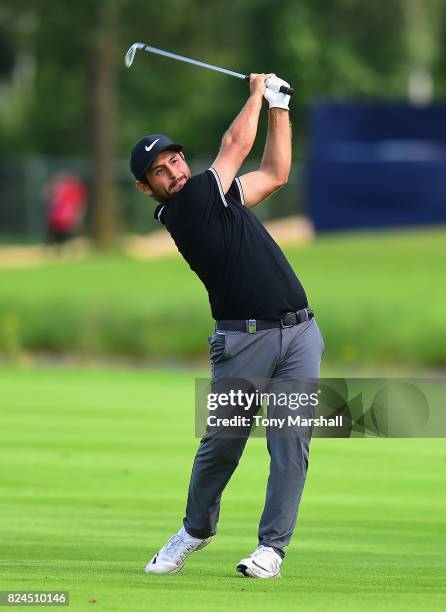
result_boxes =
[216,307,314,333]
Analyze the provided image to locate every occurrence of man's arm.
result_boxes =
[211,74,271,194]
[238,109,291,209]
[238,75,292,209]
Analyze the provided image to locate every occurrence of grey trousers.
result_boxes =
[183,318,325,554]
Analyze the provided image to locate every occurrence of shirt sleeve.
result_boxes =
[226,176,246,207]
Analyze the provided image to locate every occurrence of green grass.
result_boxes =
[0,367,445,611]
[0,226,445,365]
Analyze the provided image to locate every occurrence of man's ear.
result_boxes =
[135,180,153,197]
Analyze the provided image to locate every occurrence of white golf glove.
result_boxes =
[264,74,291,110]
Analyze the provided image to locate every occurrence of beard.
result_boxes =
[168,174,188,194]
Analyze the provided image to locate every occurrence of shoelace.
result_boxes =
[163,534,197,562]
[251,546,281,574]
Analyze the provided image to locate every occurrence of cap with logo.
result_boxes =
[130,134,184,181]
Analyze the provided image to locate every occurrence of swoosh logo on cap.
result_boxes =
[145,139,160,152]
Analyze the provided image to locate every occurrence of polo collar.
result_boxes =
[153,202,167,224]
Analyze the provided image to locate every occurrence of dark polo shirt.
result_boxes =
[154,168,308,320]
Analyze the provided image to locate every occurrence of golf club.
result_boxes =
[124,42,295,96]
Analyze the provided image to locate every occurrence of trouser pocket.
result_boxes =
[208,332,227,363]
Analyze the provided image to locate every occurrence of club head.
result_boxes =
[124,42,145,68]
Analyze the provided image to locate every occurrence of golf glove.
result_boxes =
[264,75,291,110]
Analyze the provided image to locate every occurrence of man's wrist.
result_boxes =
[249,91,264,104]
[247,94,264,113]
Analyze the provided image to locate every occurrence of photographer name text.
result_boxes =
[207,414,343,428]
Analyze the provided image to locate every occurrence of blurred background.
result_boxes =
[1,3,446,608]
[1,0,445,368]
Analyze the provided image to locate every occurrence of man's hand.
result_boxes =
[249,73,274,100]
[264,75,291,111]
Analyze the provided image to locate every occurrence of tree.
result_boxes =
[404,0,445,104]
[89,1,119,247]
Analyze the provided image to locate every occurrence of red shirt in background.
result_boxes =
[47,176,87,234]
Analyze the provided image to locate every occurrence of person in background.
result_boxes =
[46,173,87,249]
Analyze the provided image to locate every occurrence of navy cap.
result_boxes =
[130,134,184,181]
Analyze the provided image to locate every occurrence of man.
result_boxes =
[130,74,324,578]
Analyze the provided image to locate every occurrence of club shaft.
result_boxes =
[141,44,247,81]
[126,42,294,96]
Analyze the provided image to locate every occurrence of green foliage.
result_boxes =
[0,227,445,366]
[1,0,446,158]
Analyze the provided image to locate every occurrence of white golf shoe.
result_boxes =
[236,545,283,578]
[144,526,212,574]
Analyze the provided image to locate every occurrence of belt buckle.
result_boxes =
[280,313,294,328]
[246,319,257,334]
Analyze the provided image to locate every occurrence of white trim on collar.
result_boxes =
[157,205,166,221]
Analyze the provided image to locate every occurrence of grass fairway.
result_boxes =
[1,367,445,611]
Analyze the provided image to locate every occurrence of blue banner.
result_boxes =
[307,103,446,232]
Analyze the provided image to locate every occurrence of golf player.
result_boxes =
[130,73,324,578]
